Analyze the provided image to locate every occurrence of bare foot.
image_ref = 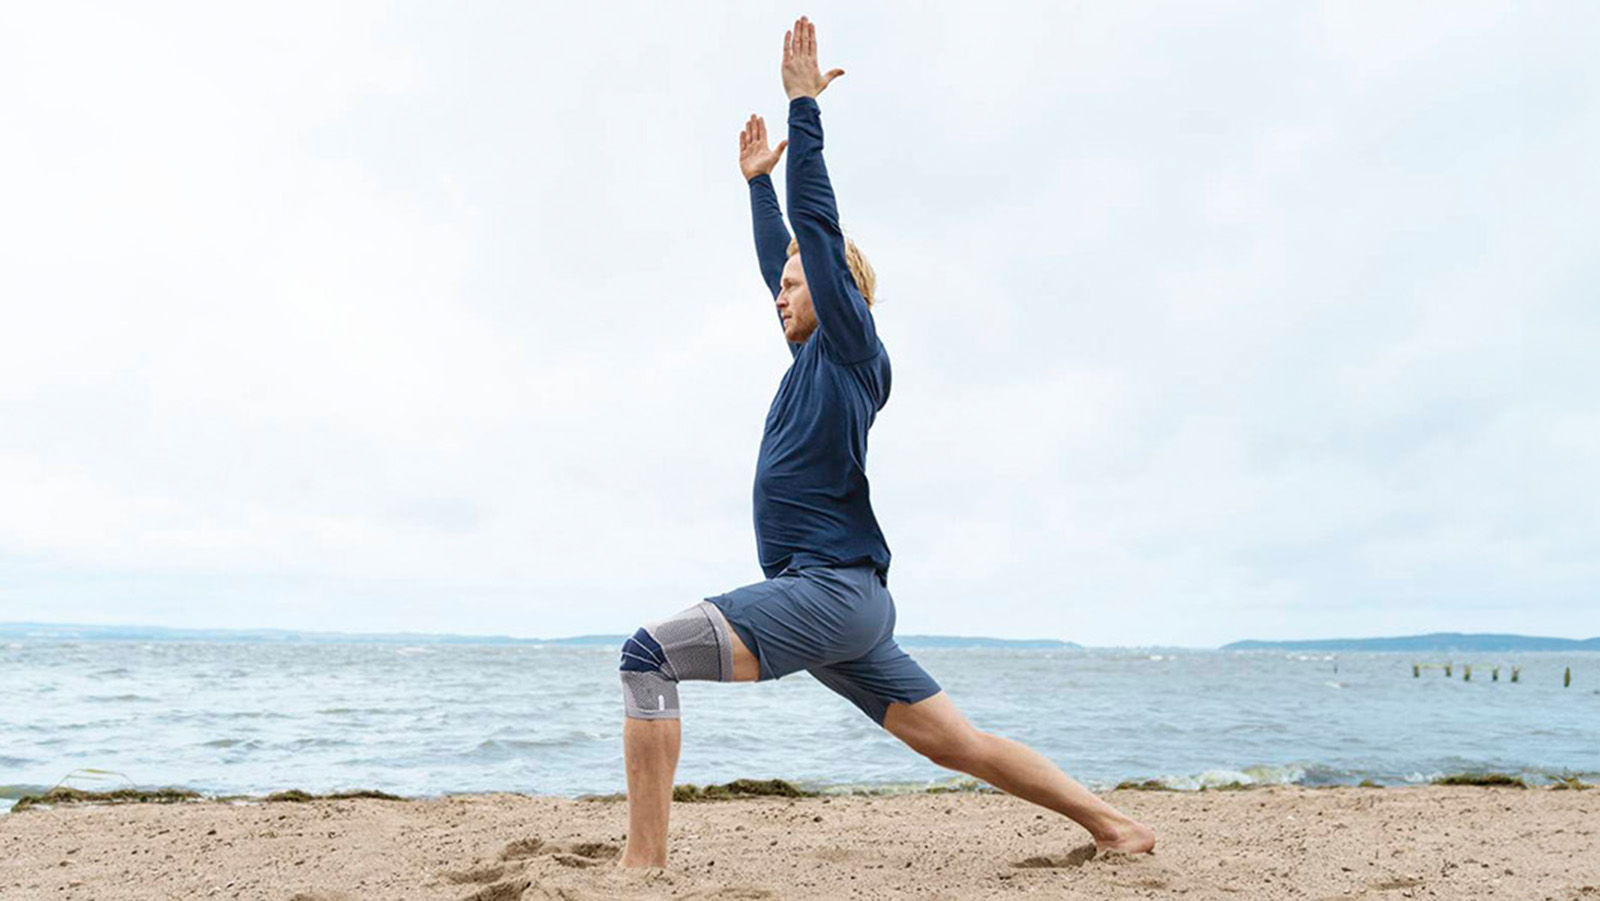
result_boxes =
[618,844,667,869]
[1095,817,1157,855]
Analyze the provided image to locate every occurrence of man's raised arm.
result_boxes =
[738,114,800,357]
[781,16,878,365]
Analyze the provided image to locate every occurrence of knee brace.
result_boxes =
[619,601,736,719]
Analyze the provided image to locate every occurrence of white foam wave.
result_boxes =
[1143,764,1309,791]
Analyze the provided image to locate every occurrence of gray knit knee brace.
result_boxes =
[619,601,736,719]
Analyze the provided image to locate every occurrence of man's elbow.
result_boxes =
[785,206,841,232]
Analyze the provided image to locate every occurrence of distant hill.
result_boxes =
[1223,632,1600,652]
[0,622,1077,650]
[896,635,1079,649]
[0,622,549,645]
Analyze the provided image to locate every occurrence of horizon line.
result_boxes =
[3,620,1599,649]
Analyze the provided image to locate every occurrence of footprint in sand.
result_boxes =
[457,877,532,901]
[1013,843,1161,871]
[500,838,547,861]
[566,841,621,861]
[497,837,621,865]
[439,863,510,885]
[438,837,627,901]
[1013,842,1101,869]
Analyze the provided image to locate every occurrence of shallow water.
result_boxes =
[2,640,1595,810]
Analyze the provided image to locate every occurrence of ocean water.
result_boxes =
[2,641,1596,811]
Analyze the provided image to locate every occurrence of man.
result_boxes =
[618,16,1156,869]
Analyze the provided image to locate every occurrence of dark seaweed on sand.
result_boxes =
[10,787,200,811]
[1432,772,1527,788]
[10,786,406,810]
[264,789,405,802]
[1114,779,1177,791]
[672,778,817,802]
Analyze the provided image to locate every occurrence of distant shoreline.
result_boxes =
[1221,632,1600,652]
[0,621,1078,649]
[3,621,1598,651]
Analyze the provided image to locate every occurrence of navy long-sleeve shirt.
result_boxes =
[744,95,892,581]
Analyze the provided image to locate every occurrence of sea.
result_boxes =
[2,639,1596,812]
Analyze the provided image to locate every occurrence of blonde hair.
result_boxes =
[786,237,877,308]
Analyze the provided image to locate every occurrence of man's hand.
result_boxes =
[738,114,787,181]
[782,15,844,100]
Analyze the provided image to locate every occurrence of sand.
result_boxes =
[3,785,1597,900]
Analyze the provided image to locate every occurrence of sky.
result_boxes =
[1,2,1596,647]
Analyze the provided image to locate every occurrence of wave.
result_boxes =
[0,784,53,801]
[466,732,606,759]
[315,707,421,716]
[804,774,989,796]
[200,739,262,749]
[289,737,355,749]
[1140,764,1310,790]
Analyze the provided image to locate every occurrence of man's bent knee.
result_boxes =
[619,601,736,719]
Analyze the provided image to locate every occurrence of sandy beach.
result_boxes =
[3,784,1596,900]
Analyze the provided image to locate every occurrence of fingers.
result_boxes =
[739,115,774,157]
[785,17,823,67]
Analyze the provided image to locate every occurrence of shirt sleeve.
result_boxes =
[748,173,803,359]
[785,95,880,365]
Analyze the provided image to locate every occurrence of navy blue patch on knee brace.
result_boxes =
[620,627,668,674]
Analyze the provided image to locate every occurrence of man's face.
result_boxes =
[777,254,817,343]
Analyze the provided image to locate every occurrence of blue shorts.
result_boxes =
[704,564,942,725]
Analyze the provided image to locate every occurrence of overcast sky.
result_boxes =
[1,2,1596,647]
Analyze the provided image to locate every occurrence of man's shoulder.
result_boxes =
[815,335,887,370]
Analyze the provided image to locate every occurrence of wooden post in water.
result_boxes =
[1445,663,1452,678]
[1566,667,1572,688]
[1511,666,1520,683]
[1413,663,1420,678]
[1464,664,1472,681]
[1492,666,1500,682]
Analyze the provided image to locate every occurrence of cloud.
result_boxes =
[1,1,1595,646]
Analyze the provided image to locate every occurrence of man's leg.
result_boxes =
[619,602,758,868]
[882,691,1156,854]
[621,716,680,867]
